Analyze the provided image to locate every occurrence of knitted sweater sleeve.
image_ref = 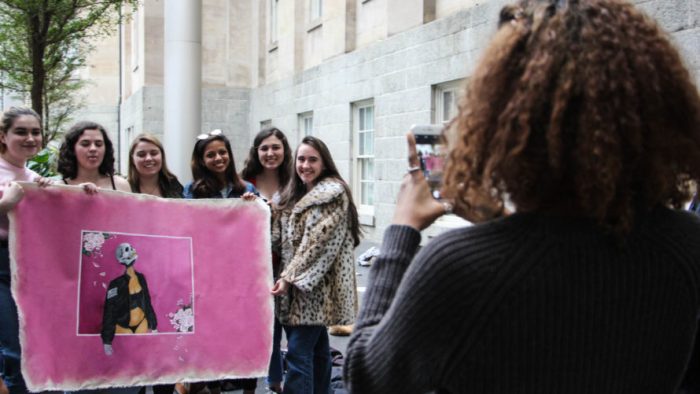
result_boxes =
[344,224,457,393]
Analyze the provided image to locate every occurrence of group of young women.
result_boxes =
[0,109,359,394]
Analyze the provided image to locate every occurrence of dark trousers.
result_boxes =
[0,245,26,394]
[282,325,330,394]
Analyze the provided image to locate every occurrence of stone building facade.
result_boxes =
[79,0,700,242]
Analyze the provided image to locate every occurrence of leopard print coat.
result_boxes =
[272,179,358,326]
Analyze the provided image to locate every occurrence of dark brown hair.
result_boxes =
[190,133,246,198]
[443,0,700,234]
[128,133,183,198]
[278,136,362,246]
[241,127,293,188]
[58,121,116,179]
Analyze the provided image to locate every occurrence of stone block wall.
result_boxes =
[249,0,700,243]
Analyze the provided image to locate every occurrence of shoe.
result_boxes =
[267,385,282,393]
[328,324,353,336]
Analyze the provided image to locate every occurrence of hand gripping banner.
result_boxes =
[8,183,273,390]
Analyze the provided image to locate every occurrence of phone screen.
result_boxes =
[415,133,445,200]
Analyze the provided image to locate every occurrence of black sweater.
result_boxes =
[344,207,700,393]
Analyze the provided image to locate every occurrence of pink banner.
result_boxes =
[8,183,273,390]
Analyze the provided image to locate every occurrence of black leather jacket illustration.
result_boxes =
[101,272,157,345]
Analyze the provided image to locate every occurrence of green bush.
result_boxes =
[27,146,59,177]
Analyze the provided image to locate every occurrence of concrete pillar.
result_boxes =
[164,0,201,183]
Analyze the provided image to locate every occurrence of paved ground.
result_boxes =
[225,240,378,393]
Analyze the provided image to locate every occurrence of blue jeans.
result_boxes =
[282,325,330,394]
[0,245,26,394]
[266,318,284,387]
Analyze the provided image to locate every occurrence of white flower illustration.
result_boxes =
[168,305,194,333]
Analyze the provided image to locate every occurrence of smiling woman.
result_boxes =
[58,121,131,192]
[0,107,53,394]
[183,131,256,199]
[127,133,183,198]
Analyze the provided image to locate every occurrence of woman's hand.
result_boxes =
[270,278,290,295]
[35,177,54,188]
[241,192,257,201]
[391,132,451,231]
[79,182,99,195]
[1,182,25,210]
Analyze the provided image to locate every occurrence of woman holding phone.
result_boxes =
[344,0,700,391]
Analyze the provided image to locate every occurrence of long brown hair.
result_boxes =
[278,136,362,246]
[443,0,700,234]
[190,133,246,198]
[127,133,183,198]
[241,127,293,187]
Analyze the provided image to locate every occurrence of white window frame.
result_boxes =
[269,0,279,47]
[130,9,139,71]
[120,126,135,174]
[310,0,323,21]
[432,79,463,125]
[425,79,471,237]
[352,100,375,225]
[298,111,314,138]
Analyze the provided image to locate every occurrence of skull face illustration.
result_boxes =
[115,243,138,266]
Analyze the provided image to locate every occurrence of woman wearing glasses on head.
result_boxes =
[183,130,257,394]
[58,121,131,193]
[183,129,256,200]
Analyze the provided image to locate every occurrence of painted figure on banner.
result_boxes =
[101,243,157,355]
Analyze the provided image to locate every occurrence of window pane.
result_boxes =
[366,131,374,155]
[362,159,374,180]
[362,182,374,205]
[359,108,366,130]
[304,117,313,135]
[366,106,374,130]
[358,133,364,156]
[443,91,454,121]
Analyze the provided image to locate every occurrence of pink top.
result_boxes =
[0,156,39,239]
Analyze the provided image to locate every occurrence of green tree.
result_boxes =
[0,0,137,143]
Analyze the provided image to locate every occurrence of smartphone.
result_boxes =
[410,124,446,200]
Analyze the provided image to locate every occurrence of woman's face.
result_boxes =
[132,141,162,178]
[203,139,230,174]
[74,128,106,171]
[296,143,324,186]
[257,135,285,171]
[1,115,42,165]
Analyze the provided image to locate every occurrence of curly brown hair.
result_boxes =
[443,0,700,234]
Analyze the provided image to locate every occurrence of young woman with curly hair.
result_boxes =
[58,121,131,193]
[344,0,700,392]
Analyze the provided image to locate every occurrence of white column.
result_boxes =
[163,0,201,183]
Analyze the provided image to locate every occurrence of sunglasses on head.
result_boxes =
[197,129,223,140]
